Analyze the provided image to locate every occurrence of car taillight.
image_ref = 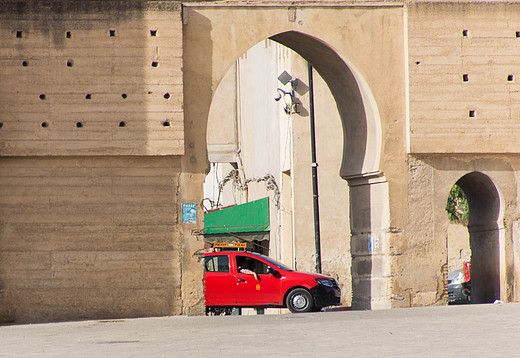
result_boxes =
[463,262,471,282]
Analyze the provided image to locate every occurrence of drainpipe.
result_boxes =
[308,63,322,274]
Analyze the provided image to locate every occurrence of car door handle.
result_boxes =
[238,278,246,282]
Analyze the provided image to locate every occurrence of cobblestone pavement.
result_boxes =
[2,303,520,357]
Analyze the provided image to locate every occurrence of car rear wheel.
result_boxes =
[286,288,314,313]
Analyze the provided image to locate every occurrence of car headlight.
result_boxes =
[316,278,334,287]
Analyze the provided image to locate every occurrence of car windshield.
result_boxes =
[250,253,293,271]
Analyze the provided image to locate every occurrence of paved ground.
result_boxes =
[1,303,520,357]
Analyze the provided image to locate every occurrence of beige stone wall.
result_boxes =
[0,1,183,156]
[398,1,520,306]
[447,222,470,273]
[400,154,520,305]
[408,2,520,154]
[0,1,205,323]
[0,156,183,322]
[7,0,520,321]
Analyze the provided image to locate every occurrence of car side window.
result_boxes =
[236,256,269,275]
[205,255,229,273]
[254,259,270,275]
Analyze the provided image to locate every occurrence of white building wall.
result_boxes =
[205,39,352,306]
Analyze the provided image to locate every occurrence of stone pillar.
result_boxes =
[347,174,391,310]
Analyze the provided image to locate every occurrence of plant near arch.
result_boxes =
[446,184,469,225]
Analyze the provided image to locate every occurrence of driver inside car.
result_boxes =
[237,258,259,281]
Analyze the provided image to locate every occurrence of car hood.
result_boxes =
[286,271,334,280]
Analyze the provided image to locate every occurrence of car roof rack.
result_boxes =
[212,242,247,251]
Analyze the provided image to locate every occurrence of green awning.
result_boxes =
[203,197,270,235]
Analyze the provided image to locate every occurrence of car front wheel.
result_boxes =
[286,288,314,313]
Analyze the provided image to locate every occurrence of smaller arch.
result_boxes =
[453,171,503,304]
[456,172,502,231]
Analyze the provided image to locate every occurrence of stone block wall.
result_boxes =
[0,0,183,156]
[0,1,189,323]
[409,2,520,154]
[0,157,183,322]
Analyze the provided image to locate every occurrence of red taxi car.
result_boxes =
[203,250,341,313]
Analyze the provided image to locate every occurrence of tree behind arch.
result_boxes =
[446,184,469,225]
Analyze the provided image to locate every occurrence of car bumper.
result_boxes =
[448,282,470,302]
[310,284,341,308]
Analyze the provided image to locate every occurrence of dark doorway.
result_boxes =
[453,172,502,303]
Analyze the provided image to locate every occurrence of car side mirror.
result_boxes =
[266,266,275,275]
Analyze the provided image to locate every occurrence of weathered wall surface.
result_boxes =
[6,0,520,322]
[447,223,470,273]
[0,1,205,323]
[0,0,184,156]
[395,2,520,307]
[408,2,520,154]
[400,155,519,305]
[0,157,183,322]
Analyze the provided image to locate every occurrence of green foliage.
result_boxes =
[446,184,469,225]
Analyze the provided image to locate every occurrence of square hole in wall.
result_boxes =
[462,29,468,37]
[516,31,520,38]
[463,74,469,82]
[16,30,22,38]
[150,30,157,37]
[109,30,116,37]
[508,75,514,82]
[469,110,475,118]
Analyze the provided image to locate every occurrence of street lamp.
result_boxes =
[275,71,300,114]
[276,67,322,273]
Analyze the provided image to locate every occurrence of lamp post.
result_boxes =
[276,67,322,274]
[307,63,322,274]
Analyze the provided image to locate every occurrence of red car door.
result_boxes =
[235,255,281,305]
[204,254,236,306]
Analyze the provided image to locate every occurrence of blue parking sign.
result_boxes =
[182,203,197,223]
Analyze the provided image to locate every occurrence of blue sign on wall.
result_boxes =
[182,203,197,223]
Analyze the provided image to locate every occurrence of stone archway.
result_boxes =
[455,172,504,303]
[183,3,406,310]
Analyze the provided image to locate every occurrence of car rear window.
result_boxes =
[205,255,230,273]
